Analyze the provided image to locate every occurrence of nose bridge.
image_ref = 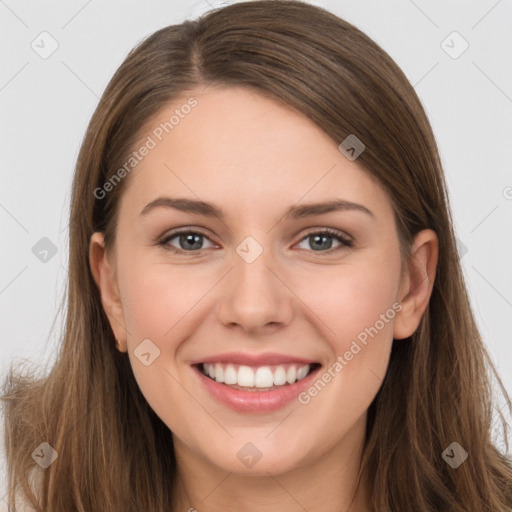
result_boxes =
[232,232,278,300]
[216,231,292,331]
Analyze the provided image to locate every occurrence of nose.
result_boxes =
[216,243,294,335]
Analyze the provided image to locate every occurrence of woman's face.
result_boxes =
[91,85,432,477]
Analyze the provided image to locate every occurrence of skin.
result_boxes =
[89,85,438,511]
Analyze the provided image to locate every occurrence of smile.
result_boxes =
[199,362,319,389]
[192,360,322,413]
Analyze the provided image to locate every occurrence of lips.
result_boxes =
[189,351,318,367]
[190,352,322,413]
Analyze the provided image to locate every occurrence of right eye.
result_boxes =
[158,229,217,254]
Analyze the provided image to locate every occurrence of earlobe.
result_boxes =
[89,232,128,351]
[393,229,438,340]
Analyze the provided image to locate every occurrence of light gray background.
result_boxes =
[1,0,511,506]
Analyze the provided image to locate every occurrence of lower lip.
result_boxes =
[193,365,321,413]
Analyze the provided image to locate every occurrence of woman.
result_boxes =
[2,1,511,510]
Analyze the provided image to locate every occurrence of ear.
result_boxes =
[89,232,128,352]
[393,229,438,340]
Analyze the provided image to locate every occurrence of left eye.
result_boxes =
[296,229,353,252]
[158,228,353,254]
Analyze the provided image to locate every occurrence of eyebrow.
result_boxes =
[139,196,374,220]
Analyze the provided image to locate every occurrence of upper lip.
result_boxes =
[190,352,319,366]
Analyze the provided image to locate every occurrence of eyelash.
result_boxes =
[157,227,354,255]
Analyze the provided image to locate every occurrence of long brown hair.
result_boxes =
[2,1,511,510]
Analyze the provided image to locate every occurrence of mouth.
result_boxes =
[194,362,322,391]
[191,361,322,413]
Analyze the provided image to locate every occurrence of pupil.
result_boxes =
[311,234,332,251]
[181,233,202,250]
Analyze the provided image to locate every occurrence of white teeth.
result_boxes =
[238,366,255,387]
[296,365,309,381]
[286,366,296,384]
[214,363,224,383]
[254,367,274,388]
[224,364,237,385]
[273,366,287,385]
[201,363,313,388]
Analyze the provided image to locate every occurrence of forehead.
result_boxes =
[118,86,390,224]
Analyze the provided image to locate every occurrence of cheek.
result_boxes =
[298,257,401,349]
[290,250,402,415]
[119,257,210,343]
[117,259,207,431]
[289,263,399,439]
